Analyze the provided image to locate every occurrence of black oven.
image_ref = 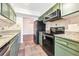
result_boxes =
[42,26,65,56]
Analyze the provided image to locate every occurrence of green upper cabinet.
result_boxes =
[39,3,60,21]
[39,3,79,21]
[0,3,16,23]
[61,3,79,16]
[9,6,16,21]
[48,3,60,15]
[2,3,9,18]
[13,12,16,21]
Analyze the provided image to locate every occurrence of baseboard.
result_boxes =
[23,34,34,36]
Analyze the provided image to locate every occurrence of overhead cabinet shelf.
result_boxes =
[0,3,16,24]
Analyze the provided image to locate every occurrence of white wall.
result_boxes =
[23,16,34,35]
[16,14,38,43]
[16,16,23,43]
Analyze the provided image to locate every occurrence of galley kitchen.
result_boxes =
[0,3,79,56]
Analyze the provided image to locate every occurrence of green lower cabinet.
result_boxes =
[55,43,76,56]
[10,40,16,56]
[39,32,43,46]
[15,34,20,55]
[55,36,79,56]
[10,33,21,56]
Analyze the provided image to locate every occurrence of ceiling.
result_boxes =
[10,3,55,17]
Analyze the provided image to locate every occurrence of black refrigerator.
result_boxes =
[34,20,45,44]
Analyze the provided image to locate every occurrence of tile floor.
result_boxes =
[18,35,47,56]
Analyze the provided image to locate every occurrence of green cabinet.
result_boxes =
[9,7,16,21]
[49,3,60,14]
[39,3,60,21]
[55,36,79,56]
[55,43,74,56]
[2,3,9,18]
[10,39,16,56]
[15,33,20,55]
[10,33,21,56]
[60,3,79,16]
[39,3,79,21]
[39,32,43,46]
[0,3,16,23]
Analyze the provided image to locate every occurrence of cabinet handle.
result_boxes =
[56,41,69,46]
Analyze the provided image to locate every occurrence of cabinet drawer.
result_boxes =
[55,43,74,56]
[55,37,68,42]
[55,36,79,55]
[67,41,79,52]
[55,37,69,46]
[55,42,79,56]
[56,39,68,46]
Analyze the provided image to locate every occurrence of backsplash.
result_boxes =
[0,19,15,30]
[46,12,79,32]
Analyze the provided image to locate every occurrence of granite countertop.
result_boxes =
[55,32,79,43]
[0,31,20,48]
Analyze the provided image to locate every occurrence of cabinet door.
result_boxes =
[39,32,43,46]
[55,43,74,56]
[61,3,79,16]
[10,38,16,56]
[15,34,21,55]
[55,37,79,56]
[13,13,16,21]
[10,7,16,21]
[10,8,14,21]
[53,3,60,12]
[10,34,20,56]
[2,3,9,18]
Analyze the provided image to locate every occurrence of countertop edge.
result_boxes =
[0,32,20,48]
[55,35,79,43]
